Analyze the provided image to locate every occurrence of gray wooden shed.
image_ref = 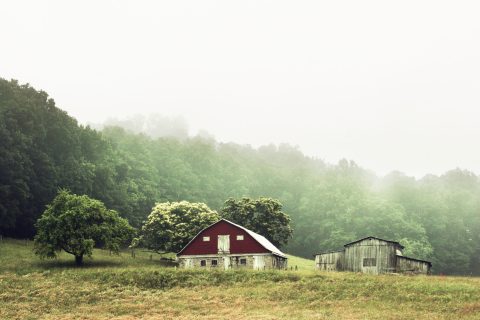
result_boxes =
[315,236,431,275]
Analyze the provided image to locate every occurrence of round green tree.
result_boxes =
[221,197,293,248]
[140,201,219,253]
[34,190,135,266]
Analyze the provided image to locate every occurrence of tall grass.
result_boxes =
[1,238,479,319]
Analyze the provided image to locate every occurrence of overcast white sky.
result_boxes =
[1,1,480,178]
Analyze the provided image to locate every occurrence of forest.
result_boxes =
[0,78,479,275]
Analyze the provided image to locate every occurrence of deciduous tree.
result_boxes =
[221,197,293,248]
[34,190,134,265]
[140,201,219,253]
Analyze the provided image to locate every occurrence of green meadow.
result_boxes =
[1,238,479,319]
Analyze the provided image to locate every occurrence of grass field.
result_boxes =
[1,238,479,319]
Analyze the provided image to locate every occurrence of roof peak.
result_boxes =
[344,236,405,249]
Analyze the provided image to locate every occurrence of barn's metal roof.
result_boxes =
[343,236,405,249]
[224,219,287,258]
[177,218,287,258]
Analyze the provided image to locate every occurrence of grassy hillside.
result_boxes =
[0,239,479,319]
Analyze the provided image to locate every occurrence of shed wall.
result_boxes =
[178,254,287,270]
[396,256,430,274]
[344,238,397,274]
[315,251,344,271]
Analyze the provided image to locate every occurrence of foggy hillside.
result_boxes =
[1,78,479,275]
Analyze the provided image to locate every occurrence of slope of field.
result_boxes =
[0,239,479,319]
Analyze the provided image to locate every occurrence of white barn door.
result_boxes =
[184,258,194,269]
[253,256,265,270]
[218,235,230,253]
[223,257,231,270]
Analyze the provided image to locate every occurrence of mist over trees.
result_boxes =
[94,114,190,140]
[1,78,479,275]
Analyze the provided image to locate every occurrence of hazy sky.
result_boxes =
[2,1,480,177]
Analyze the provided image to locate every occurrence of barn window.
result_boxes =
[363,258,376,267]
[200,260,206,267]
[203,236,210,241]
[211,259,218,266]
[236,235,244,240]
[240,258,247,265]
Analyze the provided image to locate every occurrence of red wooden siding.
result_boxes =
[180,220,270,255]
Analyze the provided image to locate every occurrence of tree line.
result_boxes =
[1,78,479,274]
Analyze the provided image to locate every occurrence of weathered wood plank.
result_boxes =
[315,237,431,275]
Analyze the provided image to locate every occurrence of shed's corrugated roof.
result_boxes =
[177,218,287,258]
[396,255,432,266]
[343,236,405,249]
[313,249,345,256]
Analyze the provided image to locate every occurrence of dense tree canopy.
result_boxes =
[139,201,220,253]
[34,190,134,265]
[221,197,293,248]
[1,78,480,274]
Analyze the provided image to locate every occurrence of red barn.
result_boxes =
[177,219,288,270]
